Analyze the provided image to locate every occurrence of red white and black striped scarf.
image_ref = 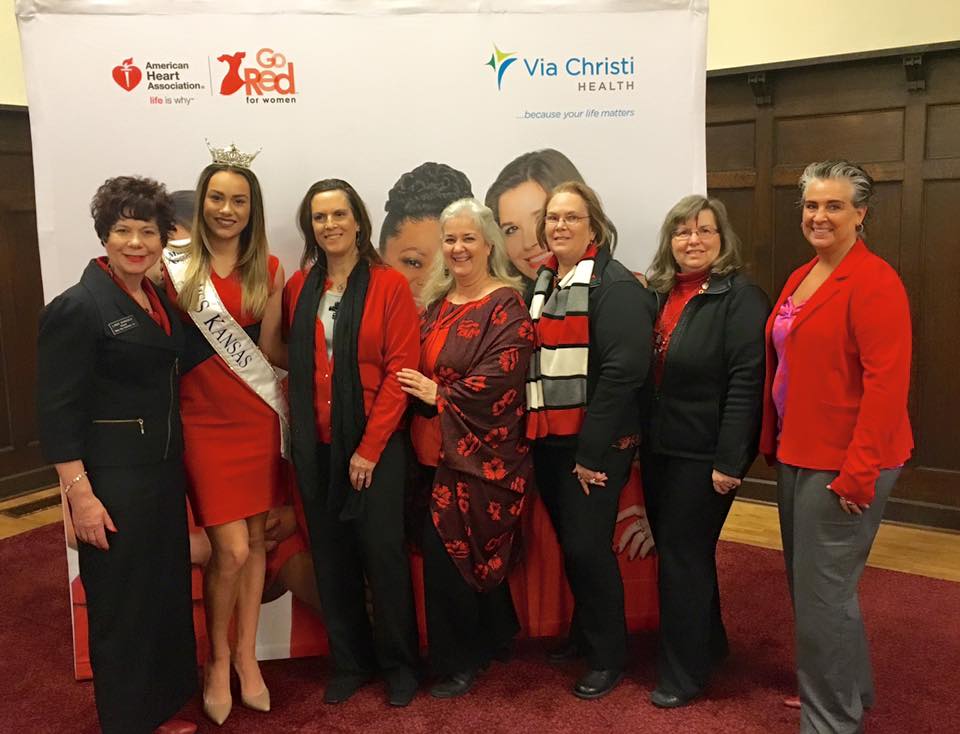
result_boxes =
[526,244,597,440]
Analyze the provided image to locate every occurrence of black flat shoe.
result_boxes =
[573,669,623,699]
[387,676,418,707]
[324,673,373,704]
[430,669,477,699]
[546,638,581,663]
[650,688,695,708]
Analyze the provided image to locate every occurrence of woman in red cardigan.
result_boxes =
[760,160,913,734]
[284,179,421,708]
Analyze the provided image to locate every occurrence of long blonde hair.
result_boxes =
[420,198,521,308]
[178,164,270,319]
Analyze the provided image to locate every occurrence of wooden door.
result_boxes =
[0,107,56,498]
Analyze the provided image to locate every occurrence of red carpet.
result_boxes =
[2,522,958,733]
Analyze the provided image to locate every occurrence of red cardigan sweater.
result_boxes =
[759,240,913,504]
[282,264,419,464]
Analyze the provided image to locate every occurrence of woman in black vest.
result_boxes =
[37,177,197,734]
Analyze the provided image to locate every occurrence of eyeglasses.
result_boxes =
[545,212,589,226]
[672,226,719,241]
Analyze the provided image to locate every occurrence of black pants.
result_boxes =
[420,472,519,676]
[302,434,419,684]
[533,442,633,671]
[81,459,197,734]
[642,452,735,698]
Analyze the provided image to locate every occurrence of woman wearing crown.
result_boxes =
[163,142,286,725]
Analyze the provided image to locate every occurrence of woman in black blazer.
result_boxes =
[527,181,654,700]
[641,195,770,708]
[37,177,198,734]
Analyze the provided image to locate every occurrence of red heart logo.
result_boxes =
[112,58,142,91]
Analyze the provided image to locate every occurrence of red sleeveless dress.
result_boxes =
[168,256,285,526]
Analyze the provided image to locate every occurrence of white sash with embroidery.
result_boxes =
[164,248,290,459]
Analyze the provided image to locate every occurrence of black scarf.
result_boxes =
[289,258,370,521]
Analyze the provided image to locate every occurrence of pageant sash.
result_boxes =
[164,249,290,459]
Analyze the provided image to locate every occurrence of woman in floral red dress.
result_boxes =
[398,198,534,698]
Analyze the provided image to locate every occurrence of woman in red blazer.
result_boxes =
[760,160,912,734]
[284,179,421,708]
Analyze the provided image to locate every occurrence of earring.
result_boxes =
[855,223,864,233]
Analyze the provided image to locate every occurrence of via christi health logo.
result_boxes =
[217,48,296,96]
[486,44,518,90]
[112,58,142,91]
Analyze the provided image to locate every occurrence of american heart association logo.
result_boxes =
[112,58,142,91]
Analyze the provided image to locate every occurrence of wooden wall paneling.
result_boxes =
[767,56,907,117]
[925,104,960,159]
[708,50,960,528]
[0,110,55,498]
[916,179,960,473]
[774,109,905,166]
[752,105,775,298]
[897,91,927,471]
[705,121,756,171]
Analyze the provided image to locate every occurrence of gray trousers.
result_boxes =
[777,463,899,734]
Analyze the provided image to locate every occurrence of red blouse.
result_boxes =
[411,298,489,467]
[283,264,420,463]
[653,269,709,384]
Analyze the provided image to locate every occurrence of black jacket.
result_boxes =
[37,261,184,468]
[536,248,655,471]
[643,271,770,477]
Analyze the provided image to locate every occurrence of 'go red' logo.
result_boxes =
[217,48,296,96]
[112,58,142,91]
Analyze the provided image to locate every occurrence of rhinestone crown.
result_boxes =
[205,140,261,169]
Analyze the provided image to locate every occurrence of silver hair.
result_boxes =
[420,197,522,307]
[798,160,874,208]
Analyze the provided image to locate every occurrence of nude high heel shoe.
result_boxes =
[240,685,271,712]
[202,693,233,726]
[234,661,271,712]
[202,663,233,726]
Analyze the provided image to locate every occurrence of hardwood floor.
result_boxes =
[721,499,960,583]
[2,488,959,583]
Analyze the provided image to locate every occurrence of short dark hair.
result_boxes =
[379,162,473,250]
[169,189,195,230]
[296,179,382,272]
[90,176,175,245]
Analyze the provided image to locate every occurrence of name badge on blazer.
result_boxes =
[107,315,139,336]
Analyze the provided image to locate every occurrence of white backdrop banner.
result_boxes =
[17,0,707,667]
[18,0,707,296]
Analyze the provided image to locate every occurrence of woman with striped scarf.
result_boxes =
[526,181,656,699]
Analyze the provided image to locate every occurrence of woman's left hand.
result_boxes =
[396,368,438,406]
[573,463,608,496]
[711,469,741,495]
[830,485,869,515]
[615,504,656,560]
[349,452,377,491]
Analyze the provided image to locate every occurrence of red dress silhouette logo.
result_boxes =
[217,52,246,95]
[112,58,142,91]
